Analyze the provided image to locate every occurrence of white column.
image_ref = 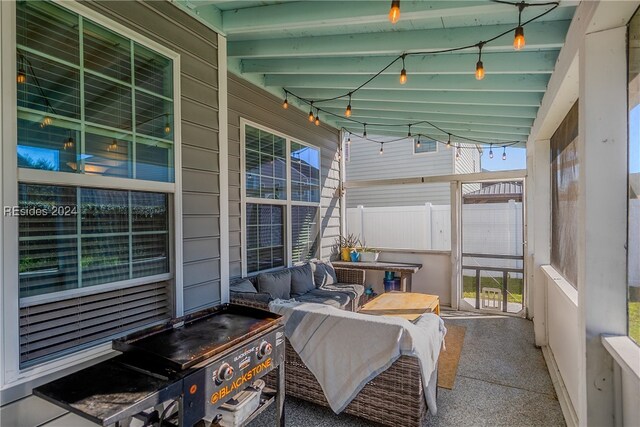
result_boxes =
[450,181,460,310]
[529,139,551,345]
[218,33,230,303]
[577,25,628,426]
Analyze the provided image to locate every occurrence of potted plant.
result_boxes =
[359,246,380,263]
[336,234,361,261]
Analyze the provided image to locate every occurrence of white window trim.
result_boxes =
[412,138,439,156]
[240,118,322,277]
[1,0,183,390]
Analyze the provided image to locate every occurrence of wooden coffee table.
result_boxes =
[359,292,440,322]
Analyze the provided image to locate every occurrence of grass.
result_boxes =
[630,302,640,344]
[462,275,523,304]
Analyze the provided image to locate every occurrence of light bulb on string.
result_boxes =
[41,115,53,128]
[446,134,451,149]
[63,132,74,151]
[315,111,320,126]
[416,139,421,149]
[308,103,315,122]
[475,43,485,81]
[363,123,367,138]
[489,144,494,159]
[502,146,507,161]
[399,55,407,85]
[455,145,461,160]
[17,54,26,84]
[388,0,400,24]
[514,2,526,50]
[379,143,384,155]
[108,139,118,152]
[282,92,289,109]
[345,93,352,117]
[407,124,412,137]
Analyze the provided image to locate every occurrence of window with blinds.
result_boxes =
[244,124,321,274]
[414,139,438,154]
[14,0,176,366]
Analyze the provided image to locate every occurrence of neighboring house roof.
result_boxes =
[463,181,523,204]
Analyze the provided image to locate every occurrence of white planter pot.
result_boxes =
[360,252,380,263]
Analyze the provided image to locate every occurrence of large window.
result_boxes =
[243,124,321,274]
[628,10,640,344]
[15,0,176,302]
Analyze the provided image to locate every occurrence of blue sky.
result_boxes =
[481,146,526,171]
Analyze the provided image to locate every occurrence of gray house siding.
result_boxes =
[346,136,455,207]
[228,74,341,278]
[80,2,222,311]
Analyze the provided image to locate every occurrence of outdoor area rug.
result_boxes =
[437,324,466,389]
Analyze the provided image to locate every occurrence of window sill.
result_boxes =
[601,335,640,381]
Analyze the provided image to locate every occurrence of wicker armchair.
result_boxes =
[231,266,432,427]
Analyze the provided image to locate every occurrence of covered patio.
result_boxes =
[0,1,639,427]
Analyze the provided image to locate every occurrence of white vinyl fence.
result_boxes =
[347,201,523,256]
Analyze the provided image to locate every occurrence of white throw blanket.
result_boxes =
[269,300,446,414]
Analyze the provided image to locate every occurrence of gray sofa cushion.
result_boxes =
[296,289,351,309]
[313,262,338,287]
[257,269,292,300]
[290,264,315,297]
[230,279,257,293]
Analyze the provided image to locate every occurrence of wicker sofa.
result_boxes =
[230,262,433,427]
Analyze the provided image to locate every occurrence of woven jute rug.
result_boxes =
[437,324,466,390]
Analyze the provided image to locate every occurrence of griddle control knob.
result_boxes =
[217,363,234,383]
[258,341,272,359]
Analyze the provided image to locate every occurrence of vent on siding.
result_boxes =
[20,281,171,366]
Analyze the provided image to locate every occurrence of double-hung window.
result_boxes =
[243,122,321,274]
[12,0,180,366]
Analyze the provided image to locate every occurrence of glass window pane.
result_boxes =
[245,126,287,200]
[17,118,79,173]
[17,1,79,65]
[84,74,132,130]
[136,140,173,182]
[20,238,78,298]
[135,43,172,98]
[84,21,131,83]
[18,184,77,238]
[17,51,80,120]
[132,233,169,278]
[132,192,168,232]
[84,130,132,178]
[246,203,284,274]
[81,235,129,287]
[136,90,173,140]
[415,139,438,154]
[291,142,320,203]
[80,188,129,234]
[292,205,319,263]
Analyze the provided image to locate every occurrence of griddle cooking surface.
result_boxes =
[113,305,280,370]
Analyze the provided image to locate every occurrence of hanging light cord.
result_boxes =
[282,0,559,147]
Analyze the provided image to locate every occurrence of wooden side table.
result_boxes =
[359,292,440,322]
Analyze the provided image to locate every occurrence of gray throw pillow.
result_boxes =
[290,264,315,297]
[257,270,292,300]
[230,279,257,293]
[313,262,338,287]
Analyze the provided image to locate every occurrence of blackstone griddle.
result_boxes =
[34,304,286,427]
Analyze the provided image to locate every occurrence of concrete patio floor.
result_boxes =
[250,311,565,427]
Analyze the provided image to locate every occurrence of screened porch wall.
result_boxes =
[227,73,341,278]
[84,1,222,312]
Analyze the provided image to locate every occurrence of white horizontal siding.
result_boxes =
[346,182,451,208]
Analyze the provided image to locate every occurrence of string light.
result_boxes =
[315,111,320,126]
[17,64,26,84]
[63,133,74,151]
[40,116,52,128]
[363,123,367,138]
[108,139,118,152]
[308,102,315,122]
[489,144,494,159]
[446,134,451,149]
[475,42,485,81]
[345,93,352,117]
[514,2,526,50]
[283,92,289,109]
[379,143,384,155]
[455,145,461,160]
[388,0,400,24]
[416,139,421,149]
[399,55,407,85]
[407,124,412,137]
[502,146,507,160]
